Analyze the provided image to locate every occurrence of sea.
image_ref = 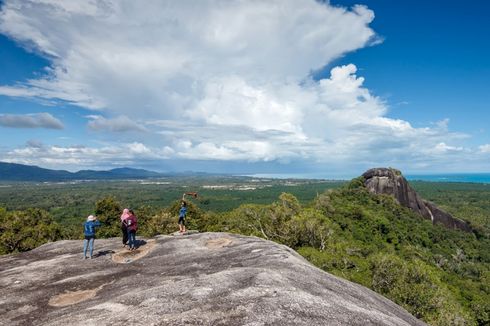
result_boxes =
[242,173,490,184]
[405,173,490,184]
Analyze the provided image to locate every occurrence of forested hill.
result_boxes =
[1,175,489,325]
[0,162,162,181]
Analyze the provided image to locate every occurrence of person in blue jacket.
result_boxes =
[83,215,101,259]
[178,201,187,233]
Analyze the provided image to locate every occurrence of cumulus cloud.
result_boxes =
[0,0,376,116]
[0,0,474,172]
[2,141,158,170]
[0,113,63,129]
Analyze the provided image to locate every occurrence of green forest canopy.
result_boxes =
[0,177,489,325]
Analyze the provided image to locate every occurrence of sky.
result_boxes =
[0,0,489,177]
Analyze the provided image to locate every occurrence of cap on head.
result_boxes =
[87,215,96,221]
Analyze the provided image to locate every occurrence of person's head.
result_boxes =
[181,201,187,207]
[129,209,135,215]
[121,208,130,219]
[87,215,97,221]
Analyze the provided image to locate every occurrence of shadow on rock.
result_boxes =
[95,250,115,257]
[112,239,155,264]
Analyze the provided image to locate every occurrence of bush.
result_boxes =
[94,196,122,238]
[0,208,63,254]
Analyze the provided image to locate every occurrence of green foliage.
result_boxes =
[1,177,489,325]
[209,184,489,325]
[94,196,122,238]
[141,199,207,236]
[0,207,63,254]
[370,254,470,323]
[411,181,490,238]
[0,177,342,222]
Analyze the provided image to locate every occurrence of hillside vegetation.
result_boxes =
[1,177,489,325]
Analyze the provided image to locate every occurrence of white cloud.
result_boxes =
[0,0,479,173]
[0,0,376,116]
[2,141,160,170]
[479,144,490,153]
[433,142,464,154]
[87,115,146,132]
[0,112,63,129]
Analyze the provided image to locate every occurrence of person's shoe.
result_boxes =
[83,256,87,259]
[89,256,93,259]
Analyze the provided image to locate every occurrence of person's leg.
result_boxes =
[131,231,136,249]
[178,216,184,232]
[182,220,186,233]
[122,224,128,245]
[127,229,133,249]
[83,239,88,258]
[89,237,94,258]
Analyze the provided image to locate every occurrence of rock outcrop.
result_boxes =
[0,233,425,326]
[362,168,471,232]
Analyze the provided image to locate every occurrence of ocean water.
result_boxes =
[406,173,490,184]
[243,173,490,184]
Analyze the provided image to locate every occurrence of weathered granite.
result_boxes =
[362,168,471,232]
[0,233,425,326]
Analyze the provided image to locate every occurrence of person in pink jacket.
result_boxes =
[126,209,138,250]
[120,208,130,247]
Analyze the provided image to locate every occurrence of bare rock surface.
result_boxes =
[362,168,471,232]
[0,232,425,326]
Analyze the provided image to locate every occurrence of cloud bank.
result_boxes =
[0,113,63,129]
[0,0,483,173]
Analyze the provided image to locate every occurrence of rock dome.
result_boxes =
[0,232,425,325]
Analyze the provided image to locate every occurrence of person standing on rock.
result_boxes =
[120,208,130,247]
[178,201,187,234]
[83,215,101,259]
[126,209,138,250]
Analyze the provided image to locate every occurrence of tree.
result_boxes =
[94,196,122,238]
[0,208,63,254]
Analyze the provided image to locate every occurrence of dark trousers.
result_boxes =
[121,224,128,245]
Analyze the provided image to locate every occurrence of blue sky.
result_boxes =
[329,0,490,143]
[0,0,489,176]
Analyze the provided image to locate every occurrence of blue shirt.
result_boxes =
[84,220,101,236]
[179,206,187,218]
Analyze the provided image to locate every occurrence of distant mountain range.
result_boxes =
[0,162,165,181]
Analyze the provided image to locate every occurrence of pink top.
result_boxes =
[120,208,130,222]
